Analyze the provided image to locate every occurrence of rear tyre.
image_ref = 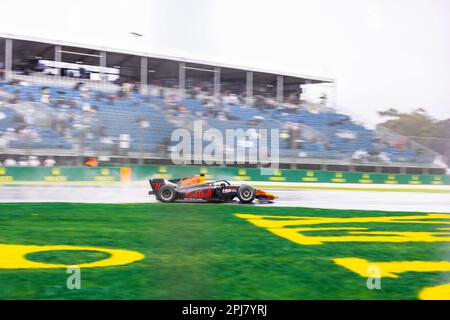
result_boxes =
[158,185,177,203]
[237,185,256,203]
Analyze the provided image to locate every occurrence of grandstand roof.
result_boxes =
[0,32,334,84]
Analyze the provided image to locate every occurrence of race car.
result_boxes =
[148,174,277,204]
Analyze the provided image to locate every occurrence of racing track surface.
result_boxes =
[0,185,449,213]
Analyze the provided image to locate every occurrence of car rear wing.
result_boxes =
[148,179,165,195]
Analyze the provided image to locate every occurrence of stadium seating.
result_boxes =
[0,80,432,164]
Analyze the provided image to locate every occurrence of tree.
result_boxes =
[377,108,450,164]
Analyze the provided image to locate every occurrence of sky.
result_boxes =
[1,0,449,126]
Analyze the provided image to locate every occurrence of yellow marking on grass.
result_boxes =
[0,244,144,269]
[235,213,450,245]
[333,258,450,278]
[420,283,450,300]
[333,257,450,300]
[237,213,450,298]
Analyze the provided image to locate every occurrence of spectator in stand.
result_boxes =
[287,123,302,149]
[286,93,298,105]
[164,98,178,116]
[254,95,265,111]
[17,156,29,166]
[188,83,201,99]
[378,152,391,164]
[223,107,240,121]
[247,115,264,126]
[75,82,90,100]
[28,156,41,167]
[222,91,239,105]
[177,104,187,114]
[0,128,17,147]
[82,102,91,113]
[205,99,219,117]
[6,87,18,105]
[119,83,132,98]
[217,111,227,121]
[133,81,141,93]
[43,157,56,167]
[0,62,4,80]
[0,87,9,105]
[40,87,51,105]
[84,157,98,167]
[328,116,350,126]
[228,94,240,105]
[352,149,369,163]
[3,158,17,166]
[264,95,276,109]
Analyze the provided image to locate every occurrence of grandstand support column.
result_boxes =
[246,71,253,105]
[214,66,221,97]
[331,81,337,107]
[179,62,186,96]
[276,75,284,104]
[5,39,12,81]
[54,45,62,76]
[140,57,148,94]
[99,51,107,81]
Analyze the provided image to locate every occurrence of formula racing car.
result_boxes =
[148,174,277,203]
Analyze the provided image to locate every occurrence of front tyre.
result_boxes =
[158,185,177,203]
[237,185,256,203]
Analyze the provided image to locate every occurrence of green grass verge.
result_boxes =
[26,250,110,265]
[0,203,448,299]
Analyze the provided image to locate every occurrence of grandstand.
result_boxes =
[0,33,446,174]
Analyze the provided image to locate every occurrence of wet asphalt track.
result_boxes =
[0,185,449,213]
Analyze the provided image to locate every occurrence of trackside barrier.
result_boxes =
[0,165,449,185]
[0,167,119,183]
[130,165,450,185]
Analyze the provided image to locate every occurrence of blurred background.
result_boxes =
[0,0,449,175]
